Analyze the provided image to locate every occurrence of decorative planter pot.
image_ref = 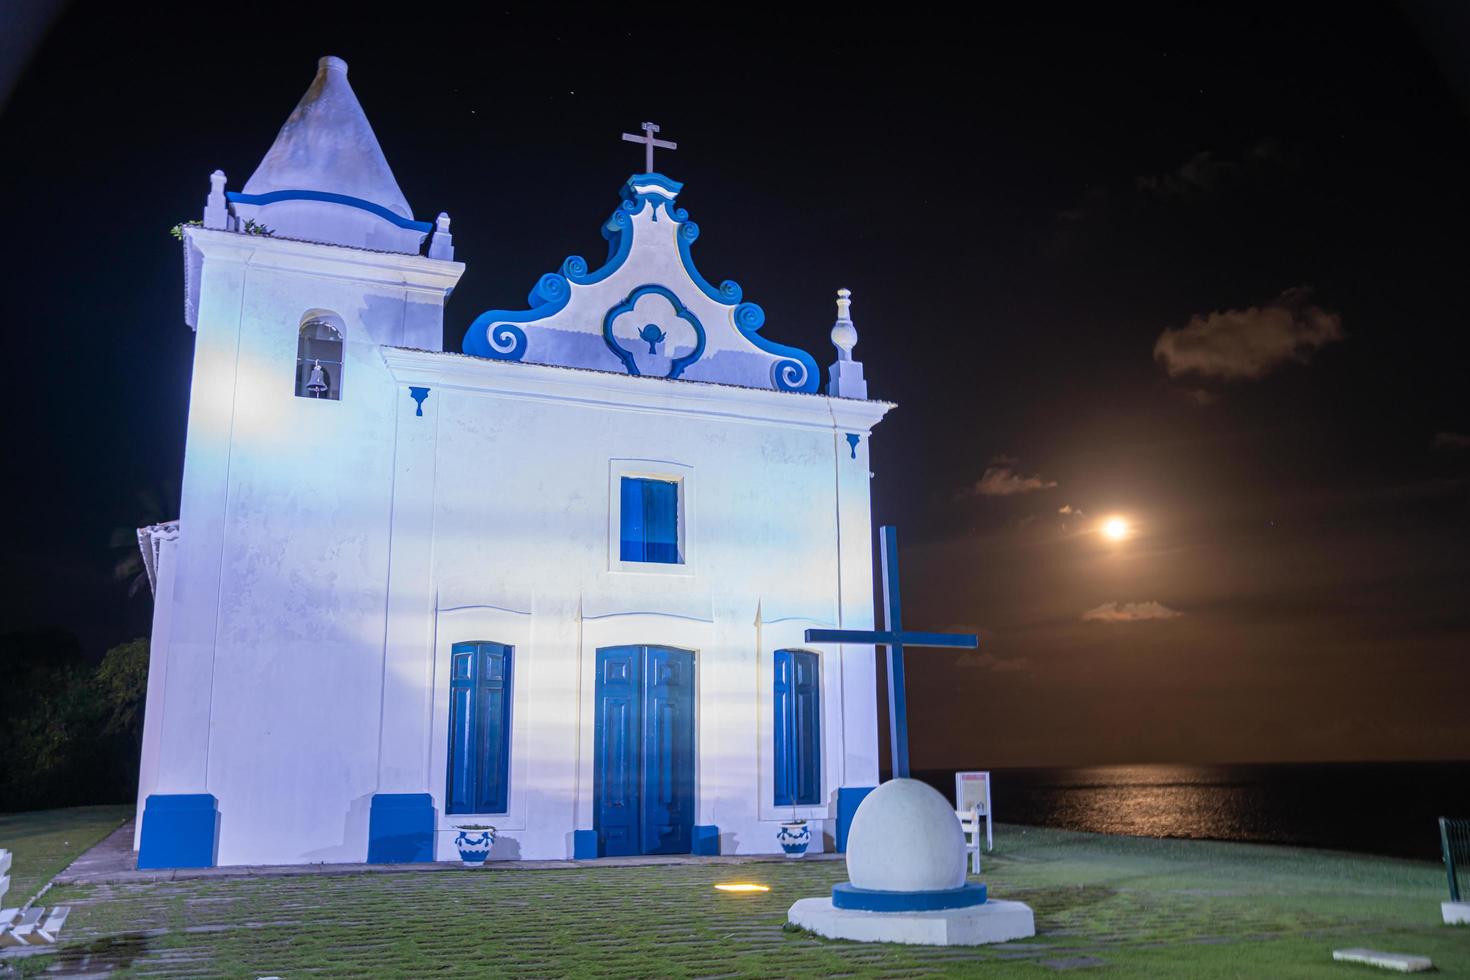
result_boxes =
[454,828,496,867]
[777,821,811,859]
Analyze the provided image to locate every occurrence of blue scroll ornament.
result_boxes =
[462,272,572,360]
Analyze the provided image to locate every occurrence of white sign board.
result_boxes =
[955,771,993,851]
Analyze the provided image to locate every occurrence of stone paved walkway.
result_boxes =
[13,822,1463,977]
[55,821,841,886]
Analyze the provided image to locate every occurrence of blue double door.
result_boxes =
[594,645,696,857]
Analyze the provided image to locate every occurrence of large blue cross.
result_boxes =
[805,526,978,780]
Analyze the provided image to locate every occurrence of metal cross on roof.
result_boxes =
[621,121,677,173]
[805,526,979,780]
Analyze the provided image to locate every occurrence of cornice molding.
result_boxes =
[381,346,894,433]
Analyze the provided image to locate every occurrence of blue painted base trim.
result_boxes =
[367,793,436,863]
[137,793,218,869]
[836,786,877,852]
[832,881,988,912]
[573,829,599,860]
[692,825,720,855]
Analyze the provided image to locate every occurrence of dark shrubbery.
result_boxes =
[0,631,148,812]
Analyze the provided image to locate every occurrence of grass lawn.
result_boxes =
[0,805,130,907]
[6,820,1469,977]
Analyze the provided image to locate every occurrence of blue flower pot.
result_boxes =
[777,821,811,859]
[454,829,496,867]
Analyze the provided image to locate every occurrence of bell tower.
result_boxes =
[135,57,464,869]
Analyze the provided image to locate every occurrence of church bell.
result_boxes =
[305,359,328,396]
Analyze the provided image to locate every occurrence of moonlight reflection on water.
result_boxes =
[913,761,1470,859]
[1025,766,1262,840]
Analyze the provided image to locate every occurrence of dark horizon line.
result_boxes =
[903,756,1470,773]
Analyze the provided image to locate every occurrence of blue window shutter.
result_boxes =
[619,477,646,562]
[476,645,511,812]
[773,649,794,806]
[447,647,477,814]
[619,477,680,564]
[792,650,821,806]
[643,479,678,563]
[447,641,513,815]
[774,649,820,807]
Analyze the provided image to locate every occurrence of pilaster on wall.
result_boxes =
[376,382,441,794]
[135,530,179,850]
[832,424,880,789]
[153,242,254,793]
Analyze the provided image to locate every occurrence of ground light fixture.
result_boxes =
[714,883,771,893]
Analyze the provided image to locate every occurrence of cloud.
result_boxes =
[956,651,1032,672]
[1136,150,1240,197]
[1154,287,1343,380]
[962,464,1057,497]
[1058,504,1082,515]
[1082,601,1183,623]
[1432,432,1470,451]
[1186,388,1218,407]
[1054,140,1288,248]
[1136,139,1285,199]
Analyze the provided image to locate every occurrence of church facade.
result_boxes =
[135,56,891,868]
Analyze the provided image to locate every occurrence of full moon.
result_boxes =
[1102,517,1129,541]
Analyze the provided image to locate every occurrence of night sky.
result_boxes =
[3,4,1467,769]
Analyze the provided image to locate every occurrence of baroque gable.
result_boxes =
[462,174,820,393]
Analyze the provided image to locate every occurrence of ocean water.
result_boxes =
[910,761,1470,861]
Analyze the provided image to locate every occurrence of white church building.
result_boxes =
[135,56,892,868]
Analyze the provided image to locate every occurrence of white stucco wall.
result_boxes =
[144,229,463,865]
[388,350,891,863]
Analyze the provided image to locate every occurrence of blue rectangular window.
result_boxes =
[774,649,821,806]
[620,477,680,564]
[447,641,513,814]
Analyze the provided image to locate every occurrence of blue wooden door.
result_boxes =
[593,646,641,856]
[642,646,695,854]
[594,645,695,856]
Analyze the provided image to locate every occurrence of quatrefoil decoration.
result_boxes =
[603,285,706,379]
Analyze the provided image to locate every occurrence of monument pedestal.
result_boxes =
[789,896,1035,946]
[795,533,1034,948]
[786,779,1035,948]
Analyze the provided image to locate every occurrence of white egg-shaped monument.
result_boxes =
[788,780,1036,946]
[845,779,969,892]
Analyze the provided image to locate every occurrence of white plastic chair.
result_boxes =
[0,908,42,947]
[956,808,982,874]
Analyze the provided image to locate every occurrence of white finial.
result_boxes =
[203,169,229,229]
[831,288,858,360]
[427,211,455,260]
[319,55,348,75]
[826,287,867,399]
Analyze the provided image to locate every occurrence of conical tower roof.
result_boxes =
[242,56,412,220]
